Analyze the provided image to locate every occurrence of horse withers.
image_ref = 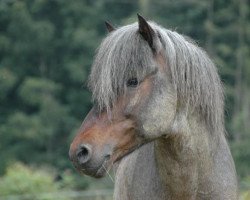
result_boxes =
[69,15,238,200]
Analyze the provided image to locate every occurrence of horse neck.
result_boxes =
[154,114,220,199]
[113,115,224,200]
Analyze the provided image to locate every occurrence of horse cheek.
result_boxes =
[140,85,177,139]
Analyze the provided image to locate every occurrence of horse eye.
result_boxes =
[126,78,138,87]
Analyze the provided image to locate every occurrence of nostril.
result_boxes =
[77,146,88,158]
[77,144,91,165]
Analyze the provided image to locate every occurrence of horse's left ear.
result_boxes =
[137,14,155,49]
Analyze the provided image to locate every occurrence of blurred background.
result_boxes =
[0,0,249,199]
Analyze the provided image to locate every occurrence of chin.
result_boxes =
[76,158,111,178]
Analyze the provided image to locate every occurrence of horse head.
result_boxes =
[69,15,177,177]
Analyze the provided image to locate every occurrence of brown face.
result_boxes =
[69,74,155,178]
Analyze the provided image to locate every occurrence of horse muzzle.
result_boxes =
[69,141,113,178]
[69,108,139,178]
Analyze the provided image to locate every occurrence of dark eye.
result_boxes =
[126,78,138,87]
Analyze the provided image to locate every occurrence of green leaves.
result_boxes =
[0,68,17,100]
[0,163,58,197]
[19,77,60,106]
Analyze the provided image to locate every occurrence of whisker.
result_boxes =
[102,163,114,183]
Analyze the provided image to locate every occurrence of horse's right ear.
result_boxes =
[105,21,115,32]
[137,14,155,49]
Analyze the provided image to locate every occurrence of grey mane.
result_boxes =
[88,22,224,136]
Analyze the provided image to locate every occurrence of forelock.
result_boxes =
[88,23,155,112]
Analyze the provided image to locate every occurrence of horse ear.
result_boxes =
[137,14,154,49]
[105,21,115,32]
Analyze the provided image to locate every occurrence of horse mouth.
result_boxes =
[79,149,136,178]
[94,158,112,178]
[75,157,112,178]
[75,141,147,178]
[93,151,133,178]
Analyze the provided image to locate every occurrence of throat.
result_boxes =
[114,142,168,200]
[154,136,199,199]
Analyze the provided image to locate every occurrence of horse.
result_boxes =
[69,15,238,200]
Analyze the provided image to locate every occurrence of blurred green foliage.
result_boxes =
[0,162,92,199]
[0,162,58,197]
[0,0,249,196]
